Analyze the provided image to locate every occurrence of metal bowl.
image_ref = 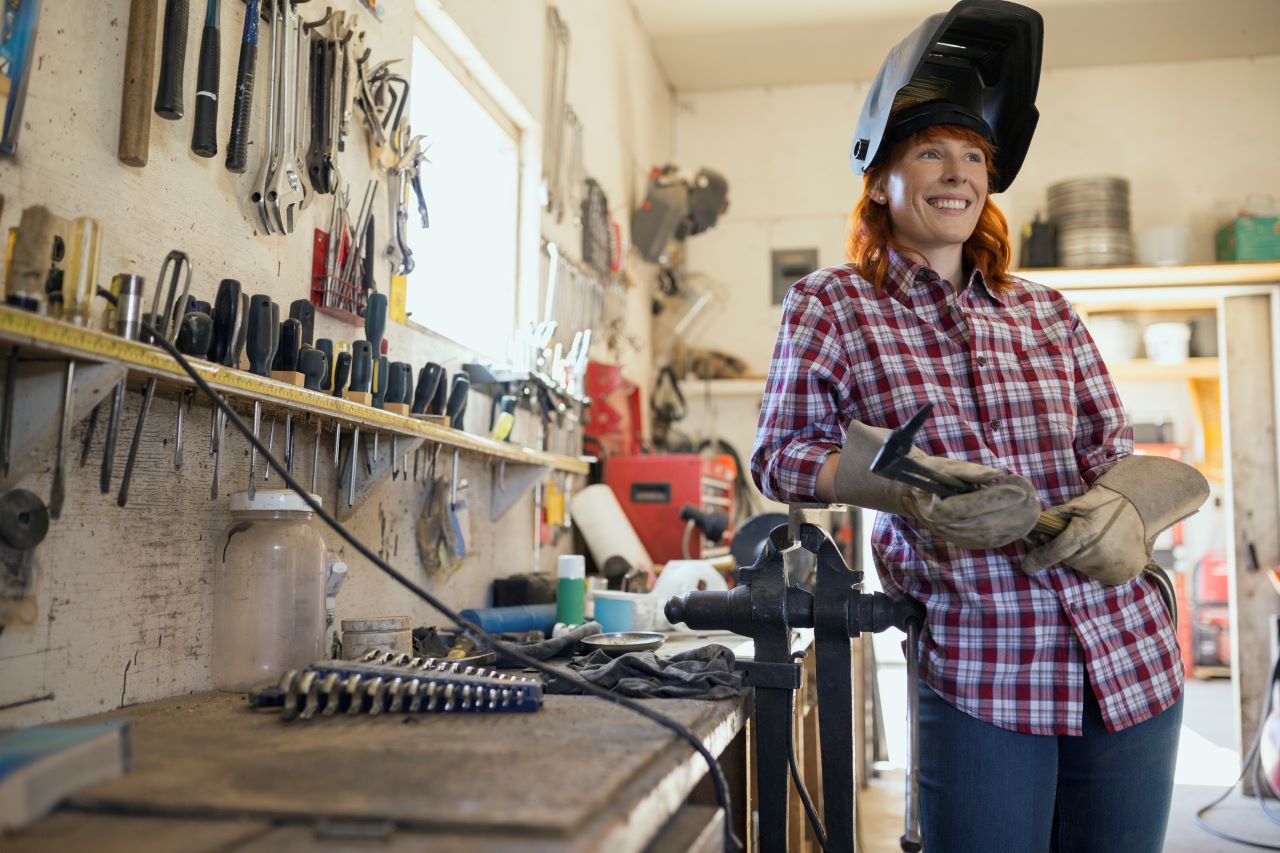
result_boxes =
[579,631,667,656]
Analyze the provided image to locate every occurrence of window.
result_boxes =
[406,18,530,359]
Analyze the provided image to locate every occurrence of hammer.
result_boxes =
[870,403,1068,537]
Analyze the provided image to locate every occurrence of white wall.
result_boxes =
[674,55,1280,376]
[0,0,672,723]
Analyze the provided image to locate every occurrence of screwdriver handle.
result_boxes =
[232,292,250,366]
[445,374,470,430]
[274,318,302,373]
[331,350,352,397]
[176,311,213,358]
[349,340,373,394]
[315,338,334,390]
[371,355,389,408]
[412,362,443,415]
[299,346,326,392]
[429,369,449,416]
[210,278,241,365]
[190,0,220,157]
[268,300,280,366]
[364,292,387,352]
[246,294,273,376]
[154,0,189,120]
[385,361,407,406]
[289,298,315,347]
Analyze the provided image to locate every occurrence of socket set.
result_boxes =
[256,650,543,721]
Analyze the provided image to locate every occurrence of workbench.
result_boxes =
[2,634,771,853]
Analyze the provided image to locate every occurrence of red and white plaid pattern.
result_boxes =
[751,251,1182,735]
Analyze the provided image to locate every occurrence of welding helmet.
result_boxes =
[849,0,1043,193]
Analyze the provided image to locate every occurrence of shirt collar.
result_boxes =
[880,247,1010,307]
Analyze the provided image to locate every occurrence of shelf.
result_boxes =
[1014,261,1280,290]
[0,307,589,476]
[1107,357,1220,383]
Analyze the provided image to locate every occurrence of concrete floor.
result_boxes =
[858,659,1279,851]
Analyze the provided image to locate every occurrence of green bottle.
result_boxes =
[556,554,585,625]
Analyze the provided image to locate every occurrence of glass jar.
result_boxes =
[212,490,327,691]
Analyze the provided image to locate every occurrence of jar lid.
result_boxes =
[229,489,322,513]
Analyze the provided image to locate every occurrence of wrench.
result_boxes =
[250,0,280,233]
[265,0,303,233]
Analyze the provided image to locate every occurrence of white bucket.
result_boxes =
[1143,322,1191,365]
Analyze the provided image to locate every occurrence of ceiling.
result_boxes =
[630,0,1280,91]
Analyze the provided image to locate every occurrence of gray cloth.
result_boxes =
[492,621,602,667]
[554,643,744,699]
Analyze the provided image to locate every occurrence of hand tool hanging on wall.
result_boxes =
[315,338,334,390]
[244,295,274,498]
[118,252,192,506]
[225,0,260,172]
[154,0,189,120]
[411,362,442,416]
[445,373,469,431]
[0,0,40,155]
[272,317,302,473]
[298,345,325,493]
[174,310,212,470]
[100,274,144,494]
[288,298,314,346]
[119,0,158,166]
[385,127,427,276]
[540,6,570,219]
[191,0,222,157]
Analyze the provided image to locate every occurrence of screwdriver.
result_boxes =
[384,362,409,479]
[411,362,443,416]
[273,319,303,474]
[210,279,241,365]
[429,370,449,416]
[315,338,334,391]
[99,274,144,494]
[232,292,249,368]
[345,340,373,506]
[491,394,518,442]
[289,298,315,347]
[364,291,387,393]
[175,310,213,470]
[445,373,470,430]
[330,348,351,473]
[299,346,326,494]
[245,294,274,498]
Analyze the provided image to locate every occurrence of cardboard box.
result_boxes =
[1215,216,1280,261]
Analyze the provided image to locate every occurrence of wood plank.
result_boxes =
[1,812,270,852]
[56,691,745,849]
[1018,261,1280,290]
[1220,293,1280,795]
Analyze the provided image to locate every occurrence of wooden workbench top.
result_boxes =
[5,681,749,853]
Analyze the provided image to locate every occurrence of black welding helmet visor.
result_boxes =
[849,0,1043,193]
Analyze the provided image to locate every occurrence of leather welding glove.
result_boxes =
[833,420,1041,549]
[1021,455,1209,584]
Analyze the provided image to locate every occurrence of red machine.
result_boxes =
[603,454,735,563]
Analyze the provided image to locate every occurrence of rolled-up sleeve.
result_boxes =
[751,277,850,503]
[1068,307,1133,484]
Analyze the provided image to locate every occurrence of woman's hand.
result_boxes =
[901,458,1041,549]
[1020,486,1147,583]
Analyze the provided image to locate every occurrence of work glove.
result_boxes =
[1021,455,1209,584]
[833,420,1040,549]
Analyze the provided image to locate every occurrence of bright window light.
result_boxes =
[406,38,520,359]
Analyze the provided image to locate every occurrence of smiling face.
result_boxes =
[872,130,991,257]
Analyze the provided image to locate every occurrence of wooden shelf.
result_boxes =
[1107,357,1220,383]
[1014,261,1280,290]
[0,307,589,476]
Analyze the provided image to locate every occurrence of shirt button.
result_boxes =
[989,419,1001,431]
[976,355,987,367]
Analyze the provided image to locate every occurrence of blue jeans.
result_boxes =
[917,679,1183,853]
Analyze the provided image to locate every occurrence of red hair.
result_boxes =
[845,124,1014,292]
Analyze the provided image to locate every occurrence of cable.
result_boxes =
[1193,652,1280,850]
[788,652,829,852]
[142,322,745,853]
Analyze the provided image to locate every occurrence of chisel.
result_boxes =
[191,0,221,157]
[225,0,259,172]
[154,0,189,120]
[119,0,158,166]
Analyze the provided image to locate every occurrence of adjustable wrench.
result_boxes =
[249,0,280,233]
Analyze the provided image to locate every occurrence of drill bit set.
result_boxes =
[260,649,543,721]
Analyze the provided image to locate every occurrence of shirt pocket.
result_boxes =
[1012,328,1077,441]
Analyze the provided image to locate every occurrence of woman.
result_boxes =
[749,4,1206,850]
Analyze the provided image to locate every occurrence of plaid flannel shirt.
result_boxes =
[751,251,1182,735]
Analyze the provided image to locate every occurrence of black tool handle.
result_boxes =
[445,374,470,430]
[349,340,373,394]
[154,0,190,120]
[177,311,214,358]
[299,347,326,391]
[289,298,315,346]
[193,299,212,316]
[210,278,241,365]
[385,361,408,406]
[315,339,334,390]
[225,0,258,172]
[371,355,389,408]
[412,362,442,414]
[232,292,249,365]
[276,318,302,372]
[429,369,449,415]
[332,350,352,397]
[268,300,280,366]
[246,294,273,376]
[190,2,221,157]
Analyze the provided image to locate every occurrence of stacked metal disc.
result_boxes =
[1048,176,1134,267]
